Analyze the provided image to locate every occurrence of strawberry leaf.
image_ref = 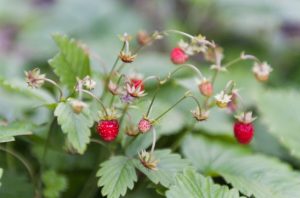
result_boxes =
[96,156,137,198]
[182,135,300,198]
[49,34,91,91]
[166,168,242,198]
[0,122,33,143]
[256,89,300,159]
[134,149,189,188]
[54,99,93,154]
[42,170,68,198]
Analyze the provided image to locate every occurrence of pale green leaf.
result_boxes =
[166,168,241,198]
[96,156,137,198]
[182,135,300,198]
[42,170,68,198]
[49,34,91,91]
[134,149,189,188]
[256,89,300,159]
[0,122,32,143]
[54,99,93,154]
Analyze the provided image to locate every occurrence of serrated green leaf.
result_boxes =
[256,89,300,159]
[166,169,241,198]
[182,135,300,198]
[0,78,55,103]
[49,34,91,91]
[0,122,32,143]
[54,100,93,154]
[96,156,137,198]
[134,149,189,188]
[42,170,67,198]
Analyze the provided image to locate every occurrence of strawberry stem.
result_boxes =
[109,74,125,107]
[152,93,188,123]
[166,64,204,81]
[150,127,157,154]
[42,78,63,101]
[82,90,108,117]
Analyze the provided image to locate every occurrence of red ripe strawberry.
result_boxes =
[233,112,256,144]
[130,79,144,90]
[138,118,152,133]
[170,47,189,64]
[97,119,119,142]
[234,122,254,144]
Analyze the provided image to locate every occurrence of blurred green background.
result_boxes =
[1,0,300,197]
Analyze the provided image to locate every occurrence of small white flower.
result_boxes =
[215,91,232,108]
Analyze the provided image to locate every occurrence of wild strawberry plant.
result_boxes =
[1,29,300,198]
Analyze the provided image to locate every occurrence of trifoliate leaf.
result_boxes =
[166,168,242,198]
[0,122,32,143]
[42,170,67,198]
[256,89,300,159]
[54,100,93,154]
[182,135,300,198]
[49,34,91,91]
[134,149,189,188]
[96,156,137,198]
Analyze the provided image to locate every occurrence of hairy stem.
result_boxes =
[82,90,108,117]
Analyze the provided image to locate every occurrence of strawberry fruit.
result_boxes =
[97,119,119,142]
[170,47,188,64]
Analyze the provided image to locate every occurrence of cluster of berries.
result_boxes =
[25,30,272,170]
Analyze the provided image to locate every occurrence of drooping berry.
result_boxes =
[138,118,152,133]
[170,47,189,64]
[233,112,256,144]
[234,122,254,144]
[198,80,213,97]
[97,119,119,142]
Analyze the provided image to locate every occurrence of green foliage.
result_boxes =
[166,168,241,198]
[134,149,189,188]
[0,122,32,143]
[42,170,67,198]
[256,89,300,159]
[97,156,137,198]
[49,34,91,91]
[54,99,94,154]
[0,171,34,198]
[182,135,300,198]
